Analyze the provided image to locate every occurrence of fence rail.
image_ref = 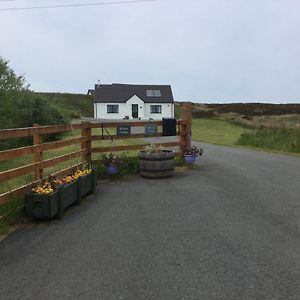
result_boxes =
[91,141,180,154]
[0,106,191,205]
[0,124,84,139]
[0,137,87,161]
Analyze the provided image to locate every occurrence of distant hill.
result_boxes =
[35,92,94,119]
[186,102,300,118]
[36,93,300,120]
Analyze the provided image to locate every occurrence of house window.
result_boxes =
[107,105,119,113]
[146,89,162,97]
[150,105,162,114]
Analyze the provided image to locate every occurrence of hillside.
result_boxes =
[35,92,94,119]
[188,102,300,118]
[189,102,300,154]
[37,95,300,120]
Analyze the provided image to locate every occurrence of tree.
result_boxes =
[0,57,68,148]
[0,57,29,92]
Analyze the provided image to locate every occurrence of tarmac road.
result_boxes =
[0,143,300,299]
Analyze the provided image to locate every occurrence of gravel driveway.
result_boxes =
[0,143,299,299]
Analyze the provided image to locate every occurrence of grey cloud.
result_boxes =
[0,0,299,103]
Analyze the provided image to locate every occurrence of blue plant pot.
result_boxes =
[106,164,118,174]
[184,155,197,164]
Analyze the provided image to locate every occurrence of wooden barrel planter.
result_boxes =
[138,150,175,178]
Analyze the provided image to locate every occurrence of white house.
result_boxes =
[89,83,175,120]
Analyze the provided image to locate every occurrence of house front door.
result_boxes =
[132,104,138,118]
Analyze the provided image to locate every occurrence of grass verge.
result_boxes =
[0,197,25,236]
[191,117,300,156]
[237,128,300,153]
[192,118,249,146]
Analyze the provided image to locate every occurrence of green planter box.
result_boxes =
[92,171,98,193]
[25,172,97,220]
[58,181,79,219]
[77,171,96,199]
[25,191,59,219]
[78,174,92,199]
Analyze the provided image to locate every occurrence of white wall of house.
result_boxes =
[94,95,174,120]
[126,95,145,119]
[94,102,125,119]
[144,103,174,119]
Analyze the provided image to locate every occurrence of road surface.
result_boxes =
[0,143,299,299]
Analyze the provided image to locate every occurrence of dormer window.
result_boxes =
[146,89,161,97]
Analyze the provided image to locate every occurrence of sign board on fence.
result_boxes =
[117,124,131,136]
[145,123,157,136]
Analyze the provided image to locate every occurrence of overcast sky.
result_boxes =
[1,0,300,103]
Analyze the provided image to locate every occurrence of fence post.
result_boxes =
[81,122,92,165]
[180,103,192,150]
[33,124,43,180]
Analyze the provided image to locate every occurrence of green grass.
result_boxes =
[222,113,300,130]
[192,117,300,155]
[237,128,300,153]
[192,118,248,146]
[0,196,25,236]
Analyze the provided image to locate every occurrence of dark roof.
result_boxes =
[87,89,95,96]
[93,83,174,103]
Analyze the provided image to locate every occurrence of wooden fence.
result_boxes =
[0,107,191,205]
